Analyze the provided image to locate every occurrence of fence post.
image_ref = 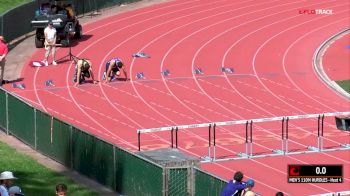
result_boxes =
[138,130,141,151]
[5,92,9,134]
[189,167,195,196]
[70,125,73,169]
[34,108,37,149]
[0,15,3,37]
[113,145,116,192]
[192,167,195,196]
[163,167,168,196]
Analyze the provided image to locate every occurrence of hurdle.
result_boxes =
[136,112,350,162]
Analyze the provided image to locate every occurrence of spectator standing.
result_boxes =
[55,183,67,196]
[0,36,8,86]
[8,186,24,196]
[0,171,18,196]
[221,171,247,196]
[42,21,57,66]
[241,179,255,196]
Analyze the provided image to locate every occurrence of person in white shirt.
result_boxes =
[43,21,57,66]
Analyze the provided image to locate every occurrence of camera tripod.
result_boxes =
[57,41,79,63]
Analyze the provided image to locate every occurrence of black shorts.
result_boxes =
[105,62,119,75]
[73,70,90,83]
[82,70,90,78]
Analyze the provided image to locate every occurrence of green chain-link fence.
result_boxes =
[36,111,72,166]
[194,168,226,196]
[115,147,164,195]
[167,167,189,196]
[7,94,35,146]
[0,89,6,130]
[71,128,116,190]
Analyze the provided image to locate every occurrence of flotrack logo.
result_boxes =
[299,9,333,15]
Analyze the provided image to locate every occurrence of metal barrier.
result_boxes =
[137,112,350,162]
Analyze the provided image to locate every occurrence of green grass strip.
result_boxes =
[0,141,98,196]
[336,80,350,94]
[0,0,32,14]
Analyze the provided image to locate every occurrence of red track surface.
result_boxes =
[323,33,350,81]
[5,0,350,195]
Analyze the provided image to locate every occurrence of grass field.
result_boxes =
[0,141,98,196]
[336,80,350,93]
[0,0,32,14]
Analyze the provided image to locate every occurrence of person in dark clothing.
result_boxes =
[103,58,127,83]
[221,171,247,196]
[73,59,98,86]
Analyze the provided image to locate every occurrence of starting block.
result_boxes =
[45,80,55,87]
[193,68,203,75]
[136,72,145,79]
[161,69,170,77]
[221,67,234,73]
[132,52,150,58]
[12,83,25,90]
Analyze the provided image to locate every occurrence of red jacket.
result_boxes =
[0,40,8,56]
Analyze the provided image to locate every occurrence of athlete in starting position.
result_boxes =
[103,58,127,83]
[73,59,98,86]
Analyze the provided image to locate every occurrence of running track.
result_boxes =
[4,0,350,195]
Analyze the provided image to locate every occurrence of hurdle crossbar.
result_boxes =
[137,112,350,134]
[137,112,350,152]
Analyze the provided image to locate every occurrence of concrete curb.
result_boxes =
[313,28,350,99]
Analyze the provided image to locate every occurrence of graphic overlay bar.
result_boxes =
[288,164,343,183]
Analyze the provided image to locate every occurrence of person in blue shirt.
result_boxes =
[103,58,127,83]
[221,171,247,196]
